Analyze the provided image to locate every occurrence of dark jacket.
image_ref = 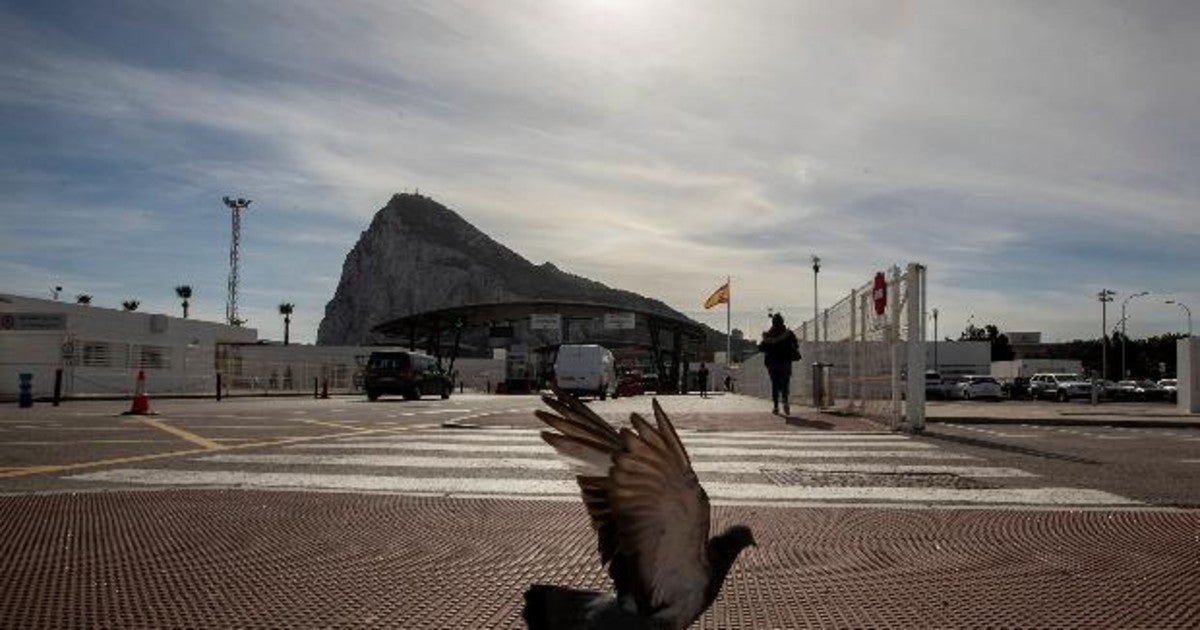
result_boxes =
[758,326,800,367]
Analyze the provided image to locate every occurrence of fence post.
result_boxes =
[216,373,222,401]
[905,263,927,432]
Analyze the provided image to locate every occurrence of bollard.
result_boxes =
[321,379,329,399]
[18,373,33,408]
[313,377,319,399]
[53,369,63,406]
[216,373,223,401]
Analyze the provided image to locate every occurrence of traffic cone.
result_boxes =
[123,370,154,415]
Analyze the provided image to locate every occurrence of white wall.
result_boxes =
[991,359,1084,380]
[2,293,255,397]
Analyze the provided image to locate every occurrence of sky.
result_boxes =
[2,0,1198,345]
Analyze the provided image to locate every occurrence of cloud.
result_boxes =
[1,1,1198,344]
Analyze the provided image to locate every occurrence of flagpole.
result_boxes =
[726,275,731,366]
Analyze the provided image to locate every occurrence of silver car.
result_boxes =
[952,375,1004,401]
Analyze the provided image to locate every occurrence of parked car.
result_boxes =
[1133,380,1168,402]
[1001,376,1031,400]
[1158,378,1178,402]
[925,370,948,399]
[1104,380,1139,401]
[1029,373,1094,402]
[615,370,645,397]
[1108,380,1168,402]
[363,351,451,401]
[950,375,1004,400]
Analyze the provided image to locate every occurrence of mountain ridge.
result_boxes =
[316,193,697,346]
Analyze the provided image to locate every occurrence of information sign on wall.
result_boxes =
[529,314,562,331]
[603,312,636,330]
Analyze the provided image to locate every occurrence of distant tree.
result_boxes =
[75,294,92,305]
[174,285,192,318]
[278,303,295,345]
[122,300,140,312]
[959,323,1014,361]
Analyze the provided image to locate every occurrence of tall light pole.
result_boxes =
[1120,291,1149,378]
[931,307,939,372]
[222,196,252,326]
[812,255,821,363]
[1098,289,1115,380]
[1166,300,1193,337]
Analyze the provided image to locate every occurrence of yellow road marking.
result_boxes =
[0,429,396,480]
[298,418,375,432]
[0,420,429,481]
[139,418,222,450]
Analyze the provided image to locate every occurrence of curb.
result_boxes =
[927,416,1200,429]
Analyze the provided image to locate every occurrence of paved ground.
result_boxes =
[1,393,1197,628]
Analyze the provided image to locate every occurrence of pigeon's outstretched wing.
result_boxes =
[537,385,712,625]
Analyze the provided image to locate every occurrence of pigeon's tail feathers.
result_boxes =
[523,584,609,630]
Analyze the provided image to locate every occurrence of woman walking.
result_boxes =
[759,313,801,415]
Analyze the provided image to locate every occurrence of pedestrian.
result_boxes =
[697,363,709,398]
[759,312,801,416]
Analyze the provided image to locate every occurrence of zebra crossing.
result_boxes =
[66,427,1140,508]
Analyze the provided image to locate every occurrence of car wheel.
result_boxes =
[367,390,379,402]
[1058,389,1069,403]
[599,388,607,401]
[440,384,450,400]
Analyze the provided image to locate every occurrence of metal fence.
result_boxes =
[795,263,927,430]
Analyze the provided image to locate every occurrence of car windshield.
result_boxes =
[1057,374,1082,381]
[970,377,998,384]
[368,353,412,369]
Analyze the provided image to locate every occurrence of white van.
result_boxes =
[553,344,617,399]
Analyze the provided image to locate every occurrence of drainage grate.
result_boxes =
[762,468,996,489]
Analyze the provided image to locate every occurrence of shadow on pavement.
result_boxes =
[784,415,836,431]
[920,430,1101,465]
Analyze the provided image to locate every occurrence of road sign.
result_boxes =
[872,272,887,316]
[0,312,67,331]
[529,314,561,331]
[603,312,636,330]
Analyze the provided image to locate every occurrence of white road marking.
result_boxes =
[291,441,973,459]
[332,433,934,449]
[66,469,1135,506]
[196,453,1035,478]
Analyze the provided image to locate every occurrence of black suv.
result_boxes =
[364,351,451,401]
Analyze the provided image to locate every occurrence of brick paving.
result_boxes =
[0,490,1196,629]
[1,393,1197,628]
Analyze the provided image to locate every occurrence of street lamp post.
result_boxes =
[1098,289,1116,380]
[931,308,939,372]
[1166,300,1193,337]
[812,255,821,362]
[1121,291,1149,378]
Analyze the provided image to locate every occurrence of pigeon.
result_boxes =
[523,385,756,630]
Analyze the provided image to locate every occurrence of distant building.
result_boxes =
[1,292,504,399]
[991,359,1084,380]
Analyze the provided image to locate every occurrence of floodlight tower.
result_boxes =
[222,196,252,326]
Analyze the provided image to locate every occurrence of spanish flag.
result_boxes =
[703,281,730,309]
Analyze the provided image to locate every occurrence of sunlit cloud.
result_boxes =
[1,1,1197,344]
